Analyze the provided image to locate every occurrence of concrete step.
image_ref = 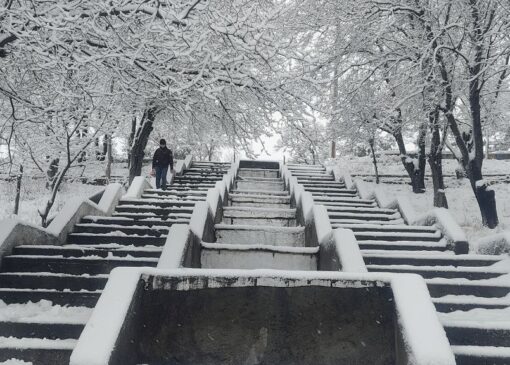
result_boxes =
[215,224,305,246]
[162,184,212,190]
[309,191,358,198]
[13,244,162,259]
[67,232,166,246]
[140,194,205,202]
[329,213,401,222]
[0,338,74,365]
[444,324,510,347]
[340,224,437,233]
[305,187,357,194]
[111,212,192,221]
[434,297,510,312]
[118,198,196,208]
[74,223,168,236]
[173,176,224,183]
[144,189,207,197]
[114,206,194,216]
[359,240,448,251]
[81,215,190,227]
[183,171,225,176]
[0,289,100,307]
[200,242,318,270]
[332,219,406,226]
[354,230,442,242]
[0,272,107,291]
[291,171,330,176]
[2,255,158,275]
[301,182,346,188]
[362,253,501,267]
[366,264,506,280]
[427,281,510,298]
[452,345,510,365]
[236,180,284,191]
[296,176,334,182]
[318,198,376,206]
[238,168,279,178]
[229,193,291,208]
[222,207,297,226]
[0,322,84,340]
[231,189,289,196]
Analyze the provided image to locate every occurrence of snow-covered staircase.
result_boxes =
[0,161,230,364]
[287,163,510,365]
[201,163,318,271]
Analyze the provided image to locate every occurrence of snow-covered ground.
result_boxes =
[330,157,510,244]
[0,179,103,226]
[0,161,142,226]
[333,155,510,176]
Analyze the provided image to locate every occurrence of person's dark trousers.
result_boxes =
[155,166,168,190]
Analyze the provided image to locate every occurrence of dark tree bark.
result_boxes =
[13,165,23,214]
[128,108,157,184]
[368,137,379,184]
[127,116,137,169]
[46,158,60,189]
[105,134,112,180]
[428,110,448,208]
[394,130,426,193]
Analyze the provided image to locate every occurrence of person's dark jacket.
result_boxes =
[152,147,174,170]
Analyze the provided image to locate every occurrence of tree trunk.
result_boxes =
[127,116,137,169]
[105,134,112,180]
[331,140,336,159]
[428,111,448,208]
[128,108,157,184]
[13,165,23,214]
[467,161,499,228]
[46,158,60,189]
[393,130,426,193]
[368,138,379,184]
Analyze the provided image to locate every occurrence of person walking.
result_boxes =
[151,139,174,190]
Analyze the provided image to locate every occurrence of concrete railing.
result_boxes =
[332,169,469,254]
[0,183,124,267]
[70,269,456,365]
[281,164,368,273]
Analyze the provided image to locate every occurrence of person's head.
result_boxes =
[160,139,166,148]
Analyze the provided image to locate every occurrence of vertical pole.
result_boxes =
[331,141,336,159]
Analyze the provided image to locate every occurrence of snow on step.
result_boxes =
[0,337,76,350]
[0,300,91,325]
[439,307,510,330]
[451,345,510,358]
